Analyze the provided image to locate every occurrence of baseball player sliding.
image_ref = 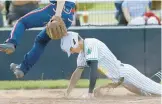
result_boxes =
[0,0,76,78]
[60,31,162,98]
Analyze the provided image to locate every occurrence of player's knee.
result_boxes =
[16,16,30,29]
[35,36,49,46]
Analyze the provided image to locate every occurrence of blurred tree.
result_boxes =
[151,0,161,10]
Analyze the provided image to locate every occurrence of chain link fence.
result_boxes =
[1,0,161,27]
[40,0,118,25]
[41,0,161,26]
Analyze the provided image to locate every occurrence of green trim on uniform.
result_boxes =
[87,48,92,55]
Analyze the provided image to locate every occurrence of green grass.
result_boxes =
[0,79,111,90]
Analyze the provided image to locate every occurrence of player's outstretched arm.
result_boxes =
[65,67,84,96]
[55,0,66,16]
[87,60,98,96]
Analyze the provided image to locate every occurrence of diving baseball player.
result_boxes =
[60,31,162,98]
[0,0,76,78]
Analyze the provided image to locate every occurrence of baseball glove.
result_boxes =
[46,16,67,40]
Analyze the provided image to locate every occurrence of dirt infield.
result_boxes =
[0,88,161,104]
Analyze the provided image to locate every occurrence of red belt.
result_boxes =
[71,8,75,13]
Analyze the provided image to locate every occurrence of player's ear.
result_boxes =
[70,47,73,52]
[78,41,83,49]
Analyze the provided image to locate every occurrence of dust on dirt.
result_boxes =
[0,88,161,104]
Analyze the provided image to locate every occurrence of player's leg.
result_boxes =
[121,64,162,96]
[10,28,50,78]
[0,4,56,54]
[151,70,161,83]
[123,80,151,96]
[10,8,74,78]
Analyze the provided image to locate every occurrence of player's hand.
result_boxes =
[64,92,68,98]
[63,90,70,98]
[94,87,103,97]
[82,93,94,99]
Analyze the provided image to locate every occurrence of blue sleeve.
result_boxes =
[86,60,98,93]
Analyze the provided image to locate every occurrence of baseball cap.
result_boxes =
[61,31,79,57]
[147,16,159,25]
[128,17,146,25]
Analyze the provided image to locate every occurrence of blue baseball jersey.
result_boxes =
[50,0,76,9]
[50,0,75,3]
[122,0,150,18]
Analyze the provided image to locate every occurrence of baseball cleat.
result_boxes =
[10,63,24,79]
[0,43,15,54]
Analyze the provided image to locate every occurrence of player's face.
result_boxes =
[70,46,81,54]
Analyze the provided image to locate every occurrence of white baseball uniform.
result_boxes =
[77,38,162,96]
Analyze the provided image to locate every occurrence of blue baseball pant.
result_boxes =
[7,2,75,74]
